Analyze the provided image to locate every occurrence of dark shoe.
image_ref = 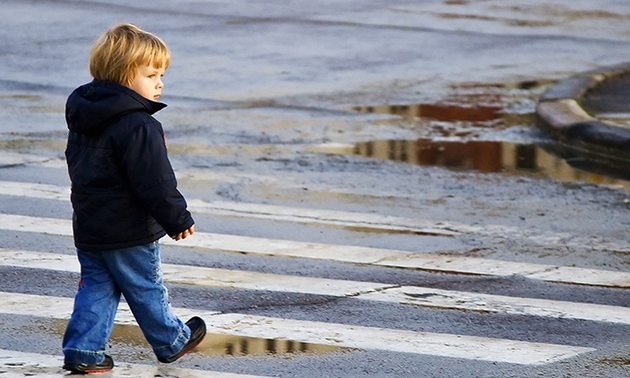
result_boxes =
[63,354,114,374]
[158,316,207,363]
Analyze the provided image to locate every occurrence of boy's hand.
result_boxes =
[171,225,194,241]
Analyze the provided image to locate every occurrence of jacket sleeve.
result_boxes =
[118,117,194,236]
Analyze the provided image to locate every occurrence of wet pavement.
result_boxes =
[3,1,630,377]
[309,138,630,192]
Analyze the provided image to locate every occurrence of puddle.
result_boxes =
[335,97,630,191]
[197,333,346,356]
[309,139,630,191]
[350,87,541,142]
[46,319,348,359]
[352,103,502,124]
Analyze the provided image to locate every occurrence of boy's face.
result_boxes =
[128,62,165,101]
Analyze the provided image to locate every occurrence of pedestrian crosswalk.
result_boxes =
[0,292,596,366]
[3,173,630,254]
[1,211,629,288]
[0,151,628,376]
[2,249,630,325]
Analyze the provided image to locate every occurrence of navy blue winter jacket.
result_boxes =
[65,80,194,251]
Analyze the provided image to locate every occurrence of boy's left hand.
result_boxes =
[171,225,195,241]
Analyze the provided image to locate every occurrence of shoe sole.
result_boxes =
[81,368,113,374]
[63,357,114,375]
[63,366,113,375]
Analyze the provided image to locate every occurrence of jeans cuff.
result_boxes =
[152,325,190,359]
[63,348,107,365]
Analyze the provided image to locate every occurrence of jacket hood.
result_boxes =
[65,80,166,135]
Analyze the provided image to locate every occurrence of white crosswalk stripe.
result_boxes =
[0,179,457,236]
[0,249,393,297]
[0,152,64,168]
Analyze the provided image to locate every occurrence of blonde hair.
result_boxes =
[89,23,170,86]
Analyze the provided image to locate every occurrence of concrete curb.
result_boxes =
[536,62,630,161]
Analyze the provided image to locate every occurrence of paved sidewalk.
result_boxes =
[536,62,630,166]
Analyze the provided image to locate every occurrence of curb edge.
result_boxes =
[536,62,630,159]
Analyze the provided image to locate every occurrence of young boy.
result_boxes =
[62,23,206,374]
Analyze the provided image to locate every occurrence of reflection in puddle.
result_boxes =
[353,103,502,124]
[198,333,346,356]
[344,100,630,190]
[311,139,630,191]
[351,96,539,141]
[308,139,630,191]
[47,319,347,359]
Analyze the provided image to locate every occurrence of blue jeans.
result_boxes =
[62,241,191,365]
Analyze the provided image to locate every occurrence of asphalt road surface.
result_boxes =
[1,1,630,377]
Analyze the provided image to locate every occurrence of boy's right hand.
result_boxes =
[171,225,194,241]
